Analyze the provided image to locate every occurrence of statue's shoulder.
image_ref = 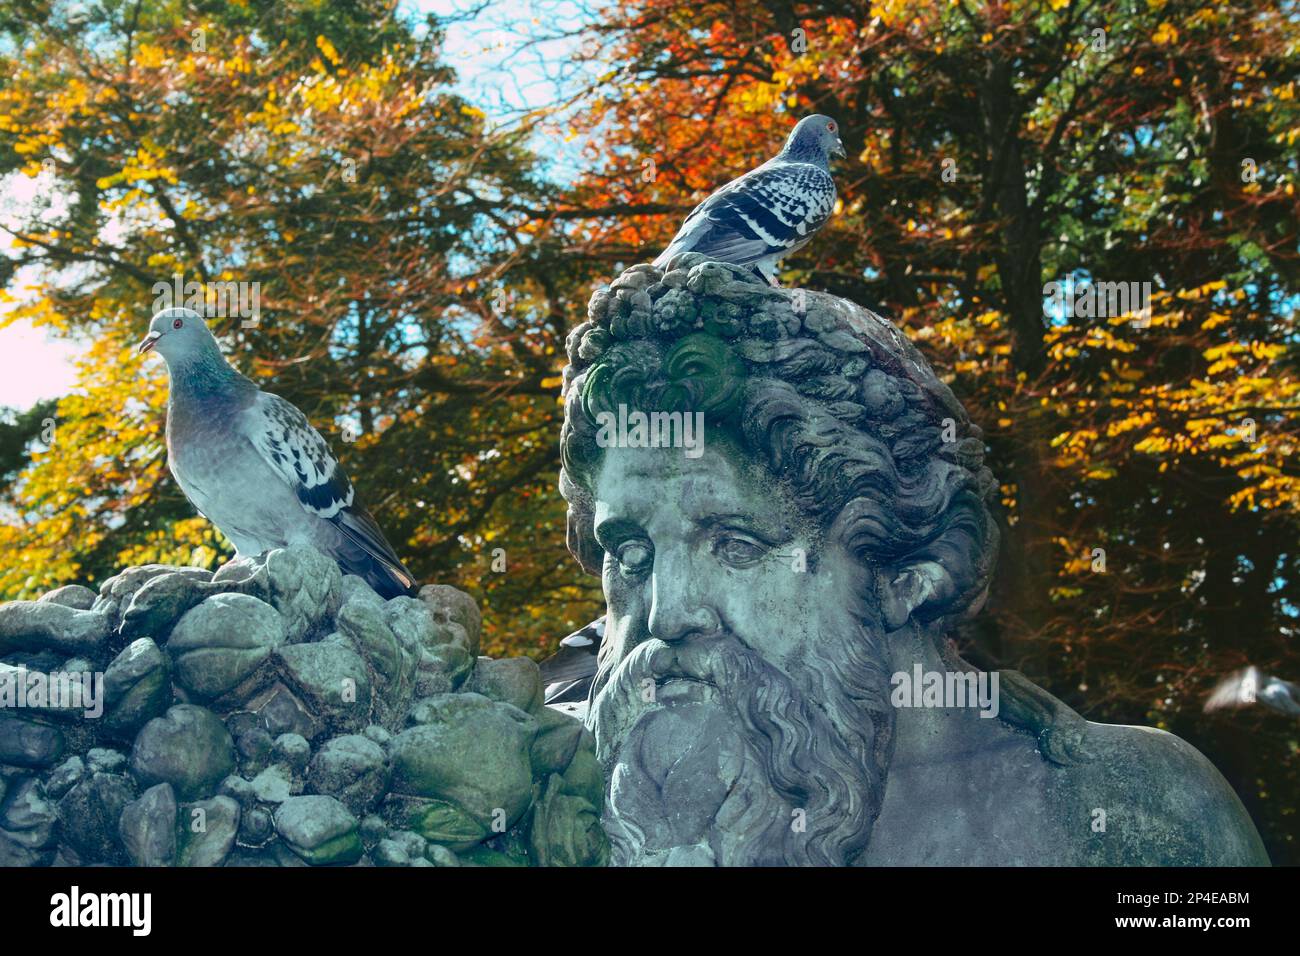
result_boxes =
[1063,721,1269,865]
[994,669,1268,864]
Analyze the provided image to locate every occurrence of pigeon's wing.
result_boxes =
[240,391,416,596]
[1203,667,1260,713]
[654,161,836,267]
[1258,676,1300,717]
[540,616,605,705]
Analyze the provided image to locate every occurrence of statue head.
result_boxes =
[559,255,1000,865]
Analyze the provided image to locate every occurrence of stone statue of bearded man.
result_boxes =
[554,255,1267,866]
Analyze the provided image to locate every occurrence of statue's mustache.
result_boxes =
[589,630,778,766]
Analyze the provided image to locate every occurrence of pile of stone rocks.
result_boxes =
[0,545,607,867]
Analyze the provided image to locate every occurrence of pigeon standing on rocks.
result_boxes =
[652,114,846,285]
[138,307,418,598]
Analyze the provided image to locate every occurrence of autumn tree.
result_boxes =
[0,0,601,656]
[552,0,1299,860]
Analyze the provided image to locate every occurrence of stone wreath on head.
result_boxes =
[558,253,1000,636]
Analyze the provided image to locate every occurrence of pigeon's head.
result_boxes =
[138,307,220,365]
[785,114,847,163]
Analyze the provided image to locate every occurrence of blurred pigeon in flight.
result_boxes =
[1204,666,1300,718]
[139,307,417,599]
[652,114,845,285]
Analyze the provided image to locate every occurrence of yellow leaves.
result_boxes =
[1177,279,1227,300]
[460,104,486,120]
[1152,22,1179,45]
[736,81,783,114]
[1134,434,1172,454]
[539,376,564,389]
[134,42,167,70]
[1106,411,1153,437]
[316,35,342,67]
[95,139,178,191]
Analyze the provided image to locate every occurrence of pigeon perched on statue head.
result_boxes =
[652,113,846,286]
[138,306,418,599]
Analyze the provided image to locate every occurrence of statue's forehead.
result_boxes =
[592,443,792,532]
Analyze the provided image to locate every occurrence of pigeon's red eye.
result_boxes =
[172,318,184,330]
[828,122,836,132]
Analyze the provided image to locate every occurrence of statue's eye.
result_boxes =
[172,317,184,329]
[615,541,653,577]
[713,534,767,569]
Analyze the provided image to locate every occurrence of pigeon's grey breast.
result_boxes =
[166,388,305,556]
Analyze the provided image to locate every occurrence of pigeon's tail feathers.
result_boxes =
[332,504,419,599]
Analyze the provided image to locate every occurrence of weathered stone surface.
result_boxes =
[120,572,215,641]
[1,777,58,851]
[248,764,297,804]
[389,693,537,828]
[274,795,362,865]
[417,584,481,658]
[273,733,310,772]
[210,555,270,599]
[97,565,213,631]
[372,838,411,866]
[102,638,171,736]
[529,773,608,868]
[44,757,85,799]
[37,585,97,611]
[0,714,64,768]
[529,705,587,777]
[130,705,236,801]
[307,735,387,815]
[426,843,459,866]
[0,601,110,657]
[119,782,178,867]
[167,593,286,701]
[265,546,343,642]
[237,806,273,847]
[383,794,488,850]
[57,772,135,863]
[87,748,127,775]
[248,682,319,740]
[274,643,371,731]
[336,600,406,685]
[2,543,606,867]
[466,656,543,715]
[217,774,255,808]
[234,725,274,773]
[178,796,240,866]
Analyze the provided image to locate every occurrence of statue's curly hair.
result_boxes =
[559,254,1000,630]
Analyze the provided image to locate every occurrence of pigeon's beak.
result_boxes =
[137,331,162,355]
[832,138,847,160]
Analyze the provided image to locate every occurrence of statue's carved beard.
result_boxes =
[587,625,895,866]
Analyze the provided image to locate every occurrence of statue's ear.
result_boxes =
[878,560,955,630]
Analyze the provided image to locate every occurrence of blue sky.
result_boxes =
[0,0,591,413]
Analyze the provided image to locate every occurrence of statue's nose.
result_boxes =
[647,552,720,643]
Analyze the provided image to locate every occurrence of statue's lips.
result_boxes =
[655,674,719,704]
